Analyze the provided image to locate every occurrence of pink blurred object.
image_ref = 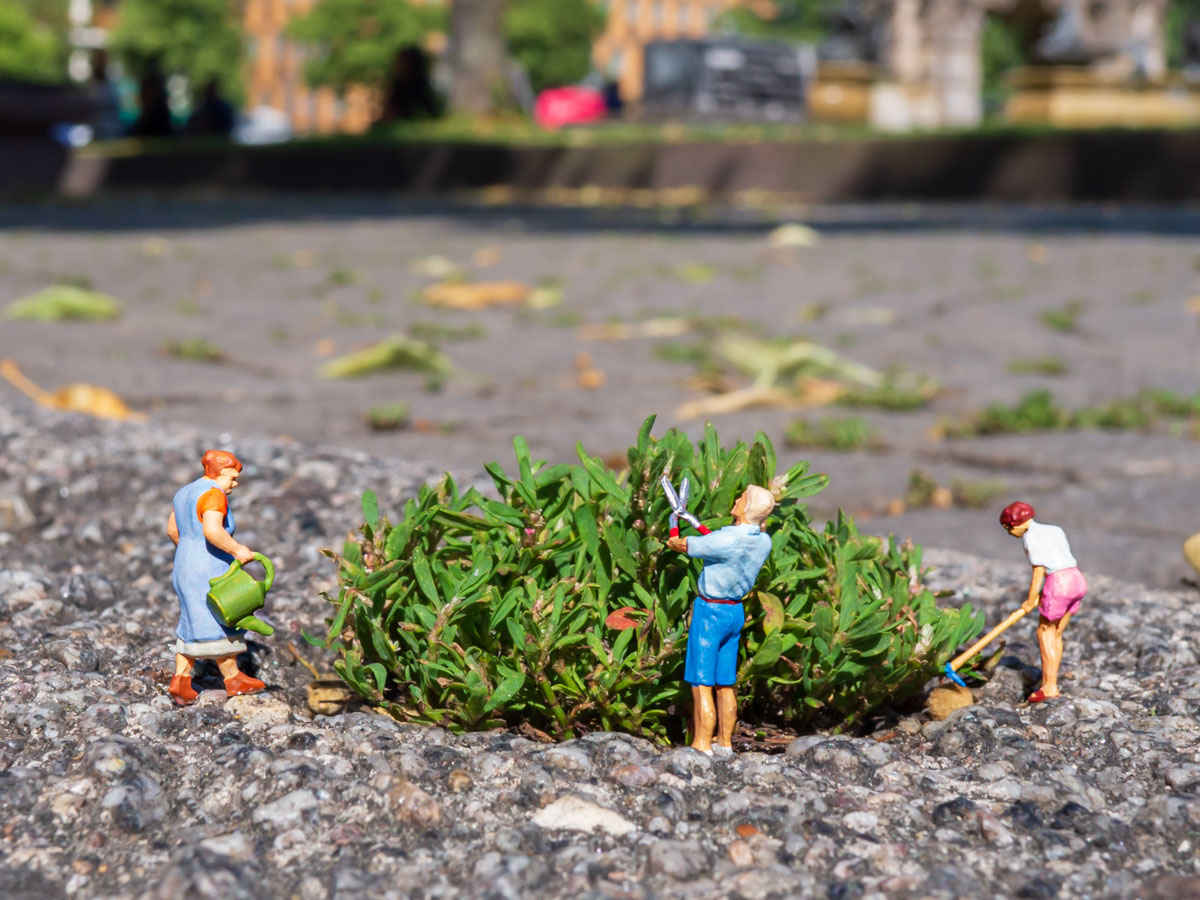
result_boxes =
[535,87,607,130]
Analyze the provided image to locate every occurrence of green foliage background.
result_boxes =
[504,0,605,94]
[0,0,67,84]
[286,0,446,93]
[111,0,246,103]
[316,417,981,744]
[716,0,841,42]
[289,0,604,100]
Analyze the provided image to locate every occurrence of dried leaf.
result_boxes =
[575,318,693,341]
[421,281,531,310]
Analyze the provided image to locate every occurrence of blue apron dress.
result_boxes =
[171,476,247,658]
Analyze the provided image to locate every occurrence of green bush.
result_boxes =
[313,417,981,743]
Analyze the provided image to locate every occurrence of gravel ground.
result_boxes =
[2,401,1199,900]
[1,199,1199,586]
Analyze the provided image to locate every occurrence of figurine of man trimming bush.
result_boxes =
[666,484,775,756]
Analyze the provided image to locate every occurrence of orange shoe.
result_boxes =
[224,672,266,697]
[169,675,199,707]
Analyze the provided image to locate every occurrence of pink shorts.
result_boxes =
[1040,567,1087,621]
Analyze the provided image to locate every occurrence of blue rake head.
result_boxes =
[943,663,967,687]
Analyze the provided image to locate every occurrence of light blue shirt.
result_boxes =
[687,524,772,601]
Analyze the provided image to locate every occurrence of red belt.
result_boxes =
[700,595,742,605]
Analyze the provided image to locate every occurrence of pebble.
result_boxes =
[531,795,636,837]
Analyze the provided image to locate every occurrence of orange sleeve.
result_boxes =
[196,488,228,523]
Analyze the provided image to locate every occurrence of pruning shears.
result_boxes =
[660,475,711,538]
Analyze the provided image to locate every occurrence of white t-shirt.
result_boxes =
[1022,520,1077,572]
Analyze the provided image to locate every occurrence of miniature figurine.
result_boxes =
[165,450,266,706]
[665,482,775,756]
[1000,501,1087,703]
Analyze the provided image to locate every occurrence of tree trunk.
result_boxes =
[449,0,512,116]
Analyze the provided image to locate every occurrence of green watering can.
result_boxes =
[207,553,276,637]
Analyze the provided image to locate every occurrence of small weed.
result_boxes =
[838,375,937,412]
[163,337,225,363]
[676,262,715,285]
[654,340,719,372]
[947,389,1072,437]
[1129,289,1155,305]
[905,470,1005,510]
[328,267,363,287]
[1039,300,1085,333]
[947,388,1200,437]
[728,264,764,283]
[1007,356,1068,376]
[905,470,944,508]
[796,303,830,322]
[409,321,488,343]
[951,478,1007,509]
[367,287,385,305]
[365,403,411,431]
[56,274,94,290]
[269,326,289,344]
[975,258,999,281]
[174,297,202,317]
[835,332,857,348]
[785,416,883,452]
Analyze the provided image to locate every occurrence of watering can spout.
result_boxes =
[236,614,275,637]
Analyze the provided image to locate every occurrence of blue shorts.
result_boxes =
[684,598,745,686]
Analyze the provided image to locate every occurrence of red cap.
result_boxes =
[999,501,1035,528]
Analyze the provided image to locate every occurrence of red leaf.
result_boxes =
[605,606,638,630]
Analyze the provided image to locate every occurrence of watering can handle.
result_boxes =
[226,553,275,592]
[252,553,275,593]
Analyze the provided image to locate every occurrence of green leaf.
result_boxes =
[484,674,526,713]
[361,489,380,533]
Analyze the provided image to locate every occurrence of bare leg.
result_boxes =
[715,686,737,748]
[1036,612,1071,697]
[174,653,194,677]
[215,654,240,680]
[690,685,716,753]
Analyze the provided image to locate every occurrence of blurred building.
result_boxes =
[593,1,743,104]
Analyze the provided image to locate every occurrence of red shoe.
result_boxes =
[1027,689,1053,703]
[169,675,199,707]
[224,672,266,697]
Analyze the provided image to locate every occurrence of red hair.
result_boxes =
[202,449,243,478]
[1000,501,1035,528]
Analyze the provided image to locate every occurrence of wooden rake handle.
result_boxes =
[949,605,1030,671]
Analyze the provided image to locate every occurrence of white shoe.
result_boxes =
[711,743,733,758]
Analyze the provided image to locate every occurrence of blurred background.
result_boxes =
[2,0,1200,588]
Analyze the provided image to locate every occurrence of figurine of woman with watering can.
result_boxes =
[165,450,266,706]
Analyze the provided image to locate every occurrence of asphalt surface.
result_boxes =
[2,197,1198,587]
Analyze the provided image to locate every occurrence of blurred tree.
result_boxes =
[981,13,1025,115]
[505,0,605,94]
[716,0,841,42]
[110,0,246,103]
[1167,0,1200,68]
[0,0,67,83]
[448,0,512,115]
[287,0,445,93]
